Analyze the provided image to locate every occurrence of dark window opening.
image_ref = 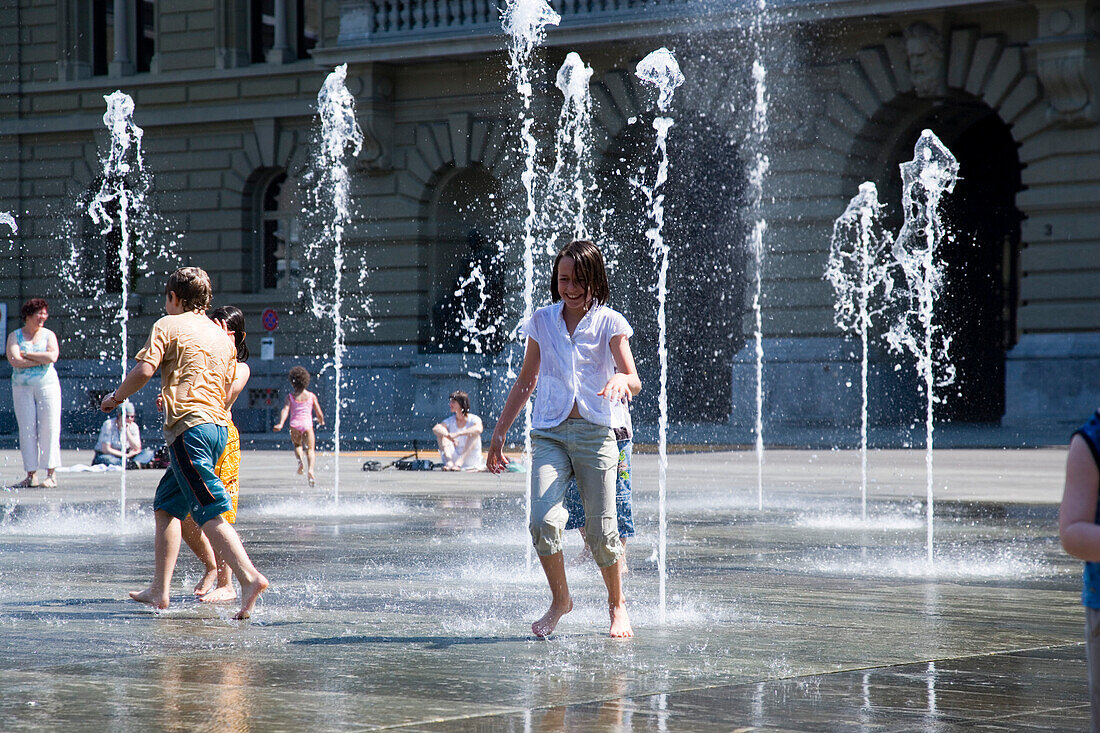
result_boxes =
[260,173,299,290]
[92,0,114,76]
[136,0,156,72]
[251,0,275,63]
[298,0,320,58]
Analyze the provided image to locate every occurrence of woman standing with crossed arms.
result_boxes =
[6,298,61,488]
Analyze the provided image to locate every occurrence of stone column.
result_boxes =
[108,0,134,76]
[267,0,295,63]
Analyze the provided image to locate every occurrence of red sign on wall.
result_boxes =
[262,308,278,332]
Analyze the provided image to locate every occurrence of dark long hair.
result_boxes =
[550,240,610,306]
[208,305,249,362]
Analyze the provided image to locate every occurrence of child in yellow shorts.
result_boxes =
[180,306,251,603]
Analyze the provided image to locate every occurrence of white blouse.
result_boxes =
[521,302,633,430]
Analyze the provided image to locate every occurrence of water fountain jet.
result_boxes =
[886,129,959,564]
[85,91,152,521]
[635,46,684,625]
[501,0,559,569]
[825,182,893,520]
[303,63,365,505]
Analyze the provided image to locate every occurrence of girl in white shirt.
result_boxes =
[487,240,641,639]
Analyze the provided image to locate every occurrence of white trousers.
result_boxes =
[12,376,62,473]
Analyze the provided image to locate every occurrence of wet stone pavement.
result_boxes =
[0,446,1086,731]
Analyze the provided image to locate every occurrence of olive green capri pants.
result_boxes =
[529,418,624,568]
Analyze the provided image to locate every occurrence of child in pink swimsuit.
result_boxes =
[273,365,325,486]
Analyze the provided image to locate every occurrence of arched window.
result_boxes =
[257,172,299,291]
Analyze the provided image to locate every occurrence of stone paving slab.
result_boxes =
[0,446,1087,731]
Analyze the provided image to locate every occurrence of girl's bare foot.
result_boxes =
[129,587,170,610]
[297,461,304,475]
[532,598,573,638]
[308,473,315,488]
[199,585,238,603]
[234,573,269,620]
[193,568,218,596]
[609,603,633,638]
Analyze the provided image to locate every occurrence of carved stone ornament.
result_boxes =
[1034,0,1100,125]
[904,22,948,98]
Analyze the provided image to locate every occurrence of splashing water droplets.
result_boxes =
[302,64,367,505]
[825,182,893,520]
[635,47,683,626]
[886,130,959,564]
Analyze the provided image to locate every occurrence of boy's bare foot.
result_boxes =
[193,568,218,596]
[199,585,238,603]
[129,587,170,610]
[609,603,633,638]
[532,598,573,638]
[234,573,269,620]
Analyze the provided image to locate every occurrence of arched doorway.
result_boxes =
[425,165,506,353]
[598,115,747,423]
[880,98,1023,422]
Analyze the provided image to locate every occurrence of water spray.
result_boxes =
[886,129,959,564]
[825,182,893,521]
[636,46,684,625]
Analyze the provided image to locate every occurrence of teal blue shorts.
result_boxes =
[153,423,230,526]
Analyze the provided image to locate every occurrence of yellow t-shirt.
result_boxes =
[134,311,236,445]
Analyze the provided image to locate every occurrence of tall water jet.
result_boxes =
[746,0,771,512]
[303,64,364,505]
[547,51,594,243]
[85,91,151,521]
[501,0,559,568]
[886,130,959,564]
[825,182,893,520]
[635,47,684,625]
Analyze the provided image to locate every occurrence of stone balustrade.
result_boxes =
[338,0,694,45]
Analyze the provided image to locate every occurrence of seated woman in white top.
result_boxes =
[432,390,485,471]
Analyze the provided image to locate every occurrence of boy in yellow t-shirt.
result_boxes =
[100,267,268,620]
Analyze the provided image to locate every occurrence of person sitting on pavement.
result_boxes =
[93,402,155,468]
[432,391,485,471]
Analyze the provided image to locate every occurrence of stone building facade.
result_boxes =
[0,0,1097,448]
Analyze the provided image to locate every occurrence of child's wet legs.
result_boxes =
[130,509,182,609]
[180,514,217,595]
[199,555,237,603]
[533,551,572,638]
[200,515,267,619]
[305,428,317,483]
[600,558,633,638]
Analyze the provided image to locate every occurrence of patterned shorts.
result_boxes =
[214,422,241,524]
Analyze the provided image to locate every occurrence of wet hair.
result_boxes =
[165,267,212,312]
[289,365,310,393]
[209,305,249,363]
[450,390,470,416]
[550,240,610,306]
[20,298,48,321]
